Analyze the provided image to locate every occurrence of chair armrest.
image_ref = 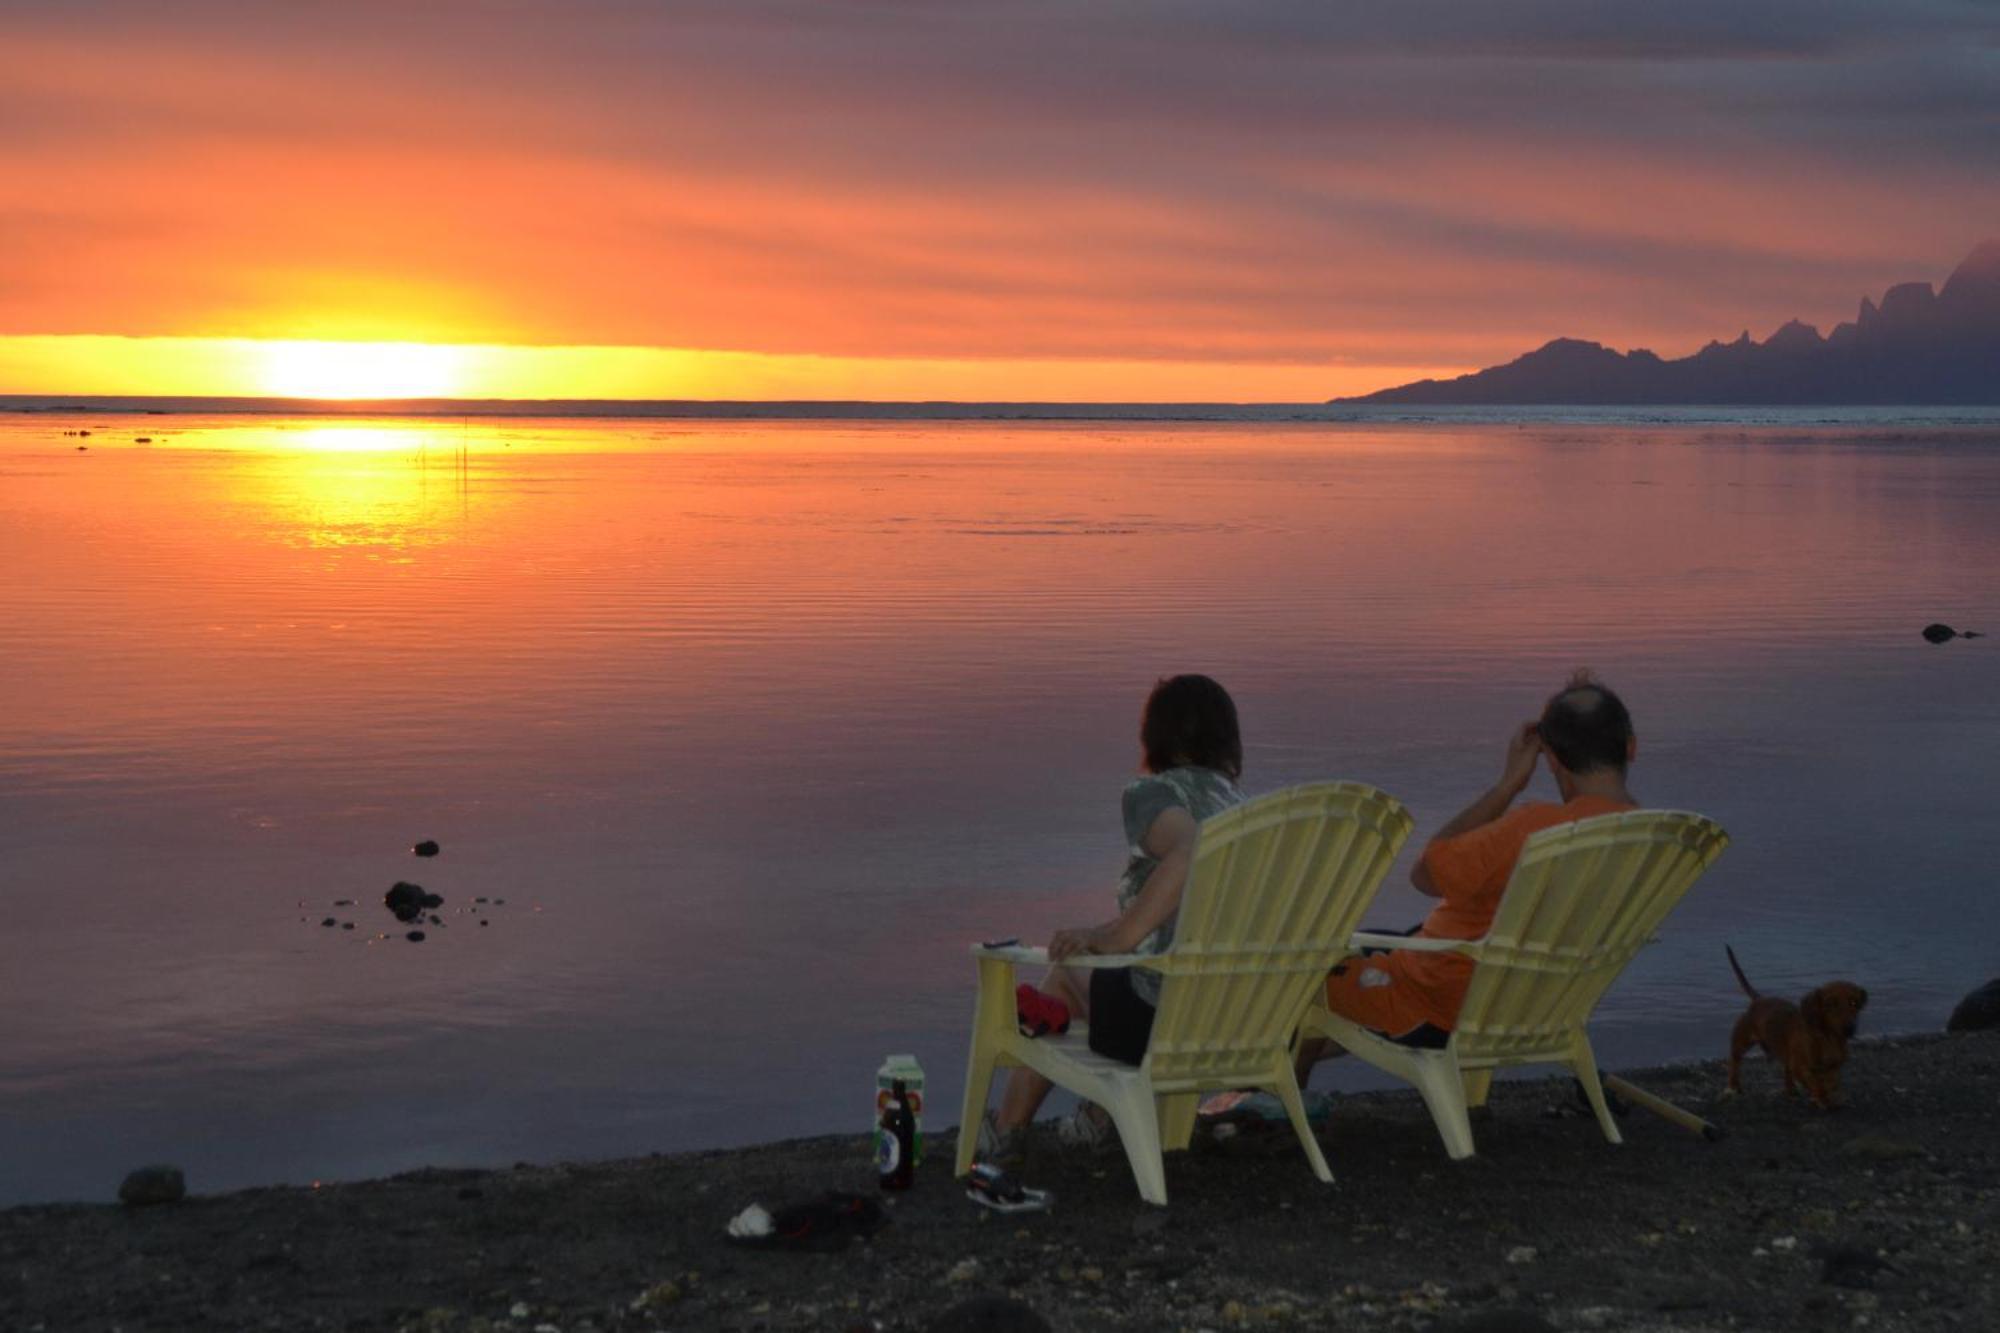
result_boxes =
[1346,931,1483,956]
[969,943,1154,970]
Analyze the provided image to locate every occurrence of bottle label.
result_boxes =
[876,1128,901,1178]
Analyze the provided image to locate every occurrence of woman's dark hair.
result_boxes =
[1141,674,1243,779]
[1535,670,1633,775]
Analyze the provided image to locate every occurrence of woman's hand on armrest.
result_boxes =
[1049,922,1117,961]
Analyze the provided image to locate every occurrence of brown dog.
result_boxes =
[1724,946,1868,1108]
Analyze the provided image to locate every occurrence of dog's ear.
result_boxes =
[1854,986,1868,1011]
[1801,988,1832,1031]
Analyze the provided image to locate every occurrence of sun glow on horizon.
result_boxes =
[0,333,1465,402]
[257,340,471,399]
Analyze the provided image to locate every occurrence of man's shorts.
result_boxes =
[1324,959,1452,1050]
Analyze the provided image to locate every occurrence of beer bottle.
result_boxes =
[878,1078,916,1190]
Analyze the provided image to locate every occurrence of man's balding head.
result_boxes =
[1536,671,1634,776]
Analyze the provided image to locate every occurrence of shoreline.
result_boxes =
[5,1031,1995,1332]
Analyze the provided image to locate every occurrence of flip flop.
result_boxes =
[965,1162,1052,1213]
[1197,1090,1335,1125]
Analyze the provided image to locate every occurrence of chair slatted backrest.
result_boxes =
[1453,810,1730,1063]
[1145,782,1414,1088]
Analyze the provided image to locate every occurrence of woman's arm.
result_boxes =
[1049,806,1199,960]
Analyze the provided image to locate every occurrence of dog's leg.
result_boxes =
[1724,1018,1754,1097]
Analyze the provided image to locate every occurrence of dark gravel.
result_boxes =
[4,1033,1996,1332]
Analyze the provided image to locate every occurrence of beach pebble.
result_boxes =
[629,1281,682,1310]
[1839,1136,1927,1161]
[946,1257,982,1284]
[926,1296,1052,1333]
[320,917,336,927]
[1503,1245,1538,1265]
[118,1164,186,1207]
[1819,1244,1893,1289]
[413,840,440,857]
[509,1301,531,1319]
[1947,978,2000,1031]
[407,930,427,942]
[1440,1314,1558,1333]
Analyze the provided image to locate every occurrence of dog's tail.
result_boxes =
[1725,944,1759,999]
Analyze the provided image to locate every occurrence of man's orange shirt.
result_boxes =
[1390,794,1635,1031]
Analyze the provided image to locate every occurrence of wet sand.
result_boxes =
[4,1032,1995,1332]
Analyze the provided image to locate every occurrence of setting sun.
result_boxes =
[257,340,471,399]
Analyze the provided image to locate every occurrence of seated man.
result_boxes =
[1307,672,1638,1062]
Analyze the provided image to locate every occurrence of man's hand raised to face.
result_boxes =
[1500,721,1543,796]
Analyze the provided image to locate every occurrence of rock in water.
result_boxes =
[1947,978,2000,1031]
[926,1296,1053,1333]
[385,881,443,922]
[1922,623,1957,643]
[119,1165,186,1207]
[412,840,440,857]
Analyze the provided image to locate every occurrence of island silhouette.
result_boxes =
[1339,241,2000,406]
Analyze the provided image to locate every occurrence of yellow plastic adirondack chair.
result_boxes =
[1298,809,1729,1160]
[956,781,1414,1205]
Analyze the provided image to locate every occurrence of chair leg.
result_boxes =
[956,958,1015,1177]
[1409,1056,1478,1161]
[1102,1084,1169,1206]
[955,1043,999,1177]
[1571,1037,1623,1146]
[1157,1092,1199,1153]
[1269,1070,1335,1185]
[1462,1070,1493,1108]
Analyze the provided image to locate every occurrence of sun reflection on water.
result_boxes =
[283,425,431,454]
[231,425,486,553]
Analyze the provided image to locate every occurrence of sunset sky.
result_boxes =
[4,1,1997,400]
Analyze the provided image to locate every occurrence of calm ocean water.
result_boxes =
[2,409,1996,1204]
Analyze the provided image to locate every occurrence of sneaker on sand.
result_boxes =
[975,1110,1027,1166]
[1055,1102,1118,1153]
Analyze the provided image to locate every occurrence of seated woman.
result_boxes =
[976,673,1245,1162]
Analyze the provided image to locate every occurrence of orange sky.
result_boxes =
[3,2,1996,400]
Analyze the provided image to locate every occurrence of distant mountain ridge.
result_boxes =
[1338,241,2000,405]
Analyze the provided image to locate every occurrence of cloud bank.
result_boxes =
[3,0,1996,381]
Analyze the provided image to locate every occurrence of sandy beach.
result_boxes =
[4,1030,1995,1333]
